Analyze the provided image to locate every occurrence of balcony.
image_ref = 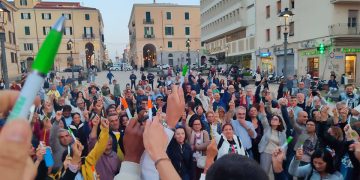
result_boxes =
[83,33,95,39]
[144,34,155,39]
[330,0,360,3]
[329,23,360,36]
[143,19,154,24]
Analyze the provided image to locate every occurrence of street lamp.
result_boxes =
[279,8,294,77]
[159,46,163,65]
[225,44,229,70]
[196,49,200,69]
[66,39,74,79]
[147,49,150,68]
[186,38,191,74]
[0,3,9,89]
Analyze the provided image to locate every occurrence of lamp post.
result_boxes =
[186,38,191,74]
[279,8,294,77]
[0,3,9,89]
[160,46,163,65]
[225,44,229,70]
[196,49,200,69]
[67,39,74,79]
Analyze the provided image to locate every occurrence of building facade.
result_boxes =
[0,1,20,81]
[13,0,105,72]
[256,0,360,83]
[128,3,201,68]
[201,0,256,69]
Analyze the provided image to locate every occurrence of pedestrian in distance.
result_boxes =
[107,70,114,85]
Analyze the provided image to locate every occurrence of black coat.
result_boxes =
[167,139,193,179]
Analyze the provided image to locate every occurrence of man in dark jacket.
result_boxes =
[147,72,155,89]
[129,71,137,90]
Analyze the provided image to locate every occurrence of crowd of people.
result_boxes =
[0,68,360,180]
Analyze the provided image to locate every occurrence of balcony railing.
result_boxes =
[329,23,360,36]
[143,19,154,24]
[83,33,95,39]
[144,34,155,39]
[330,0,360,4]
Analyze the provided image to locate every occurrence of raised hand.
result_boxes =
[259,102,266,114]
[143,115,168,162]
[100,118,109,130]
[55,111,62,122]
[204,139,218,173]
[123,118,145,163]
[91,115,100,127]
[295,148,304,160]
[166,85,185,128]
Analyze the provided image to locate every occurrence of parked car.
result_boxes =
[63,65,84,72]
[109,64,122,71]
[157,64,170,69]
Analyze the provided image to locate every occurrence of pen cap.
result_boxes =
[32,17,64,74]
[182,65,188,76]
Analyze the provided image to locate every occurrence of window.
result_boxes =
[290,0,295,9]
[85,14,90,20]
[84,27,93,38]
[266,6,270,18]
[7,12,11,22]
[266,29,270,41]
[348,10,358,27]
[24,26,30,35]
[185,27,190,35]
[24,43,33,51]
[145,12,151,21]
[12,32,16,44]
[277,1,281,14]
[64,27,73,36]
[42,13,51,20]
[277,26,281,39]
[168,41,173,48]
[166,12,171,20]
[11,52,17,63]
[8,31,12,44]
[62,13,72,20]
[185,12,190,20]
[43,26,51,35]
[21,13,31,19]
[144,27,154,35]
[20,0,27,6]
[165,26,174,35]
[289,22,294,36]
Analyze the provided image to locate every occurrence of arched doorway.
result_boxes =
[143,44,156,68]
[168,53,173,66]
[85,43,94,68]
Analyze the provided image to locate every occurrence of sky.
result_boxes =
[50,0,200,60]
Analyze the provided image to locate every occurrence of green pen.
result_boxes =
[8,17,65,121]
[180,64,188,86]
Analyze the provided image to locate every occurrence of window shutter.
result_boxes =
[43,27,46,35]
[70,27,73,35]
[42,13,44,19]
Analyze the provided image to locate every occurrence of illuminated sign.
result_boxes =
[341,48,360,53]
[260,52,271,57]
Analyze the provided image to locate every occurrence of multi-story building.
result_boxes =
[0,1,20,81]
[256,0,360,83]
[13,0,105,72]
[201,0,256,69]
[128,3,201,68]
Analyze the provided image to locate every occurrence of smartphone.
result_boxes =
[311,91,318,96]
[138,115,149,123]
[44,147,55,167]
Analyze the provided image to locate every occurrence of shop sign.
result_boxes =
[341,48,360,53]
[274,48,294,56]
[334,55,344,59]
[260,52,271,57]
[301,50,320,56]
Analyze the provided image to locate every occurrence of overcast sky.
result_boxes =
[49,0,200,60]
